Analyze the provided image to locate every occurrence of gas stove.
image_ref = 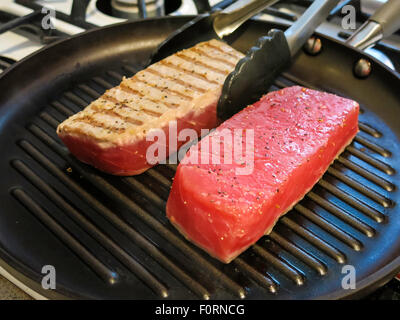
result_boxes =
[0,0,196,66]
[1,0,400,70]
[0,0,399,300]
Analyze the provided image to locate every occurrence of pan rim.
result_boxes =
[0,15,399,300]
[1,15,400,83]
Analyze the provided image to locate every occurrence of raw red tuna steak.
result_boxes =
[167,86,359,263]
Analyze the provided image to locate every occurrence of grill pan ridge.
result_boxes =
[0,17,399,299]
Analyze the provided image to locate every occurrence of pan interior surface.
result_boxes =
[0,17,399,300]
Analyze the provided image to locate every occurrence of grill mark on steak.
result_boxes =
[119,83,180,109]
[89,105,144,126]
[70,114,129,133]
[104,87,171,115]
[144,68,207,94]
[149,64,218,90]
[131,75,194,101]
[100,95,163,118]
[175,53,230,75]
[190,47,237,67]
[158,60,221,85]
[203,42,243,60]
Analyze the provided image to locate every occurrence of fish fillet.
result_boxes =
[57,39,244,175]
[166,86,359,263]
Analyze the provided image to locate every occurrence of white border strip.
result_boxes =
[0,265,48,300]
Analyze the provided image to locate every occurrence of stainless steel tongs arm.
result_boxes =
[213,0,280,38]
[346,0,400,50]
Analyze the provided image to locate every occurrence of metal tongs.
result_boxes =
[148,0,280,64]
[346,0,400,50]
[149,0,341,120]
[217,0,400,120]
[217,0,340,120]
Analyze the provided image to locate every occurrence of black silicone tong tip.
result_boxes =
[217,29,291,120]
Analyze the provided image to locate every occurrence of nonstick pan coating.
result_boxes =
[0,16,399,299]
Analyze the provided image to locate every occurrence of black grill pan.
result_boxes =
[0,16,399,299]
